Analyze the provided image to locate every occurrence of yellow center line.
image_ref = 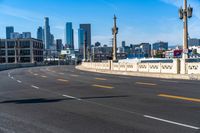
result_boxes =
[135,82,157,86]
[41,75,47,78]
[57,79,69,82]
[158,94,200,103]
[92,84,114,89]
[95,78,107,81]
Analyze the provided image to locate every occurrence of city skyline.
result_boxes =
[0,0,200,48]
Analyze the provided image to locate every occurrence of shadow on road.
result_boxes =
[80,95,129,100]
[0,98,70,104]
[0,95,130,104]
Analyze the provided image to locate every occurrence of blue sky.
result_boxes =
[0,0,200,48]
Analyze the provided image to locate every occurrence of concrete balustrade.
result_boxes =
[186,63,200,74]
[81,59,200,75]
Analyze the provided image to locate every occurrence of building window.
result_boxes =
[20,50,30,55]
[7,41,15,48]
[7,50,15,56]
[8,57,15,63]
[20,41,30,48]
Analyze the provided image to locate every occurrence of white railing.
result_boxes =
[81,59,200,75]
[81,59,181,74]
[186,63,200,74]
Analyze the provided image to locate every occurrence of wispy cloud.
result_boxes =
[102,0,118,11]
[0,5,43,22]
[160,0,200,19]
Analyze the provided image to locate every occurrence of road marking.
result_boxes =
[11,77,14,79]
[136,82,157,86]
[57,79,69,82]
[95,78,107,81]
[17,80,22,83]
[59,73,64,75]
[160,80,179,83]
[144,115,200,130]
[34,74,38,76]
[41,75,47,78]
[70,74,79,77]
[62,94,81,101]
[31,85,39,89]
[52,71,56,73]
[92,84,114,89]
[158,94,200,103]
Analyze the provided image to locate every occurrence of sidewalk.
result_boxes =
[76,65,200,80]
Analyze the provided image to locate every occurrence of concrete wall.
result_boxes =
[0,63,44,71]
[81,59,200,75]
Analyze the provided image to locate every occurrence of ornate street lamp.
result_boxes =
[179,0,193,59]
[112,15,118,61]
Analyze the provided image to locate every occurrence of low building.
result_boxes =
[152,41,168,51]
[0,38,44,63]
[188,38,200,46]
[165,49,183,58]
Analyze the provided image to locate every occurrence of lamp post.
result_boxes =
[112,15,118,62]
[179,0,193,59]
[0,38,1,63]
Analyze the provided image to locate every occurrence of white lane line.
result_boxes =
[31,85,39,89]
[144,115,200,130]
[11,77,14,80]
[17,80,22,83]
[59,73,64,75]
[62,94,81,101]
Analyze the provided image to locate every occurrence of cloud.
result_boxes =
[102,0,118,11]
[160,0,200,19]
[0,5,43,22]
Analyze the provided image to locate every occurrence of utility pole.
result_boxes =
[112,15,118,62]
[179,0,193,59]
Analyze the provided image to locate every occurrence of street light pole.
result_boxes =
[0,38,1,64]
[112,15,118,62]
[179,0,193,59]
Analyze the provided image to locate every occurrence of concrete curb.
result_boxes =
[76,65,200,81]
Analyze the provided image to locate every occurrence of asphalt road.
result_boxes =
[0,65,200,133]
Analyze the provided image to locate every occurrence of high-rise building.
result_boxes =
[6,26,14,39]
[78,28,86,52]
[152,41,168,50]
[80,24,91,50]
[37,26,43,41]
[65,22,74,49]
[56,39,63,52]
[22,32,31,39]
[44,17,51,49]
[122,41,126,48]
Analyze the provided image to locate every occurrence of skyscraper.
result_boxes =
[37,26,43,41]
[44,17,51,49]
[6,26,14,39]
[78,28,86,51]
[65,22,74,50]
[56,39,63,52]
[80,24,91,50]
